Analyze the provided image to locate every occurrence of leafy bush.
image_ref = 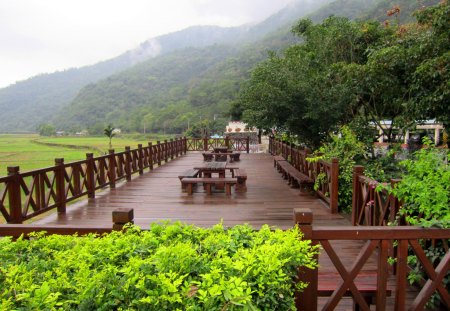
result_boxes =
[0,222,318,310]
[391,138,450,228]
[386,138,449,308]
[309,125,367,213]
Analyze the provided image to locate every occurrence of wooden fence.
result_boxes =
[269,137,339,213]
[0,137,253,224]
[0,138,187,224]
[295,208,450,311]
[352,166,403,227]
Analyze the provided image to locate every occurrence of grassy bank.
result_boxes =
[0,134,172,174]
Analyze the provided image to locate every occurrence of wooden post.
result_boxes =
[112,208,134,231]
[148,142,154,170]
[125,147,132,181]
[225,136,230,150]
[246,136,250,153]
[73,163,81,196]
[156,141,161,166]
[7,166,22,224]
[108,149,116,189]
[86,153,95,198]
[329,158,339,214]
[174,138,179,157]
[293,208,317,311]
[352,165,365,225]
[164,140,169,162]
[55,158,66,214]
[390,179,401,224]
[138,144,144,175]
[170,139,174,160]
[183,137,187,154]
[203,136,208,151]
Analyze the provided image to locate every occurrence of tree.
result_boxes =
[104,125,116,149]
[37,124,56,136]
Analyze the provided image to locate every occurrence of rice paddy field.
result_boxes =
[0,134,170,175]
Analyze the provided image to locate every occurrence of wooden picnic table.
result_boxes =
[193,162,239,190]
[194,162,227,178]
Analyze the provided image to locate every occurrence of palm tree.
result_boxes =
[104,125,116,149]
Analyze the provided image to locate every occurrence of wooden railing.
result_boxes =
[295,208,450,311]
[0,138,187,224]
[186,136,250,153]
[269,137,339,213]
[352,166,402,227]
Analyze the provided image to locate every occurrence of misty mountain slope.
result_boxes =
[54,0,396,133]
[0,0,333,133]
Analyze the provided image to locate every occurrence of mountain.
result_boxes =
[54,0,392,134]
[1,0,440,133]
[0,0,333,133]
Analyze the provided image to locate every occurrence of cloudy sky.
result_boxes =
[0,0,295,88]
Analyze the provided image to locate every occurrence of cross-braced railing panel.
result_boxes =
[295,213,450,311]
[0,139,188,223]
[64,162,88,201]
[353,171,401,227]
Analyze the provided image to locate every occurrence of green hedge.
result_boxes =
[0,222,318,310]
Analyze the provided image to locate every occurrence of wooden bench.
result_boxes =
[181,177,238,195]
[273,155,286,170]
[318,272,392,311]
[234,169,247,192]
[178,169,200,190]
[277,161,314,193]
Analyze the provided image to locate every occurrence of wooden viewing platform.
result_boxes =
[29,152,426,310]
[32,152,342,229]
[0,142,448,310]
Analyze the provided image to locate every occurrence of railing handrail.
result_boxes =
[0,138,189,224]
[294,208,450,311]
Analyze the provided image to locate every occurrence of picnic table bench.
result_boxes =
[181,177,238,195]
[178,169,200,190]
[234,168,247,192]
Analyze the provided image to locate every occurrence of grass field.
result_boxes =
[0,134,172,175]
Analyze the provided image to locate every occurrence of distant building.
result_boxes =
[56,131,65,136]
[373,120,444,145]
[225,121,256,133]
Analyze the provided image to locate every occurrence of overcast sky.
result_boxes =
[0,0,296,88]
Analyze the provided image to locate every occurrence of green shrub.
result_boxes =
[385,138,449,309]
[0,222,318,310]
[309,125,367,213]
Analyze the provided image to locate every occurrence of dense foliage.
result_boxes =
[0,222,318,310]
[391,139,450,228]
[239,0,448,148]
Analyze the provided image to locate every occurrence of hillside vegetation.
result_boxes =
[0,0,331,133]
[52,0,397,135]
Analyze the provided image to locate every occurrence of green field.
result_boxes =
[0,134,172,175]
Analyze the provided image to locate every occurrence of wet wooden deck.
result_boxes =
[33,152,420,310]
[35,152,345,229]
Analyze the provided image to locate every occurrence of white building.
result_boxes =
[225,121,256,133]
